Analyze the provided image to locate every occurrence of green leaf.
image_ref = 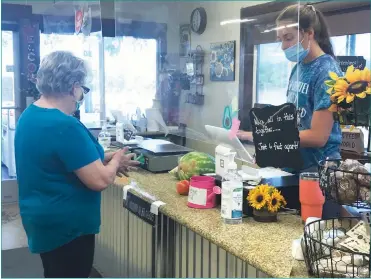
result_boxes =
[324,80,336,87]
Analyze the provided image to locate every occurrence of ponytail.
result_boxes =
[315,10,335,57]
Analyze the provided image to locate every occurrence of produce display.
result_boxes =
[169,152,215,181]
[320,159,371,206]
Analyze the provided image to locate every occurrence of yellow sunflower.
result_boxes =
[247,186,270,210]
[256,184,270,195]
[267,189,287,212]
[325,66,371,110]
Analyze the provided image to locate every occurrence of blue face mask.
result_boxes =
[284,38,310,63]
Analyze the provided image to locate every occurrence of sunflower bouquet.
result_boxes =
[247,184,287,213]
[325,65,371,126]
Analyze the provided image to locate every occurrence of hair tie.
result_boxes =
[307,4,316,13]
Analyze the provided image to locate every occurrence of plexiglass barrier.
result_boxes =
[39,0,103,126]
[8,0,370,162]
[111,0,307,163]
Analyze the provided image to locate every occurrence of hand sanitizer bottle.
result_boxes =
[221,152,243,224]
[98,121,111,151]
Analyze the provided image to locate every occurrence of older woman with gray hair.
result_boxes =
[14,51,139,278]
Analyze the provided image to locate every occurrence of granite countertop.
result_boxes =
[114,170,309,278]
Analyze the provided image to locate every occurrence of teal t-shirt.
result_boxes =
[15,104,104,254]
[287,54,342,170]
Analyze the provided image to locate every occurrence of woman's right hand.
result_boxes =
[236,130,254,142]
[112,147,140,176]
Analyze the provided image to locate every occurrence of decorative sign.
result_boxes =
[123,191,156,226]
[19,19,40,107]
[336,56,366,72]
[222,95,239,130]
[341,128,364,154]
[23,24,38,84]
[249,103,303,169]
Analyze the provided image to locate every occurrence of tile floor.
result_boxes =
[1,202,44,278]
[1,202,102,278]
[2,203,28,250]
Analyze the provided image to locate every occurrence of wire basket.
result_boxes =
[303,218,370,278]
[333,95,371,127]
[318,159,371,209]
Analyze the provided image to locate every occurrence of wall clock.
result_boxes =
[190,7,207,35]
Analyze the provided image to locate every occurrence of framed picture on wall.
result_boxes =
[179,24,191,57]
[210,40,235,82]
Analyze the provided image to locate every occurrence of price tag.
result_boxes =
[188,186,207,206]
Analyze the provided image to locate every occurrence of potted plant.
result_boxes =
[247,184,286,222]
[325,65,371,127]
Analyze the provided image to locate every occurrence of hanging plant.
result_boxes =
[325,65,371,126]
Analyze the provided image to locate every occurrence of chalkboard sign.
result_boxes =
[336,56,366,72]
[249,103,303,169]
[123,191,156,226]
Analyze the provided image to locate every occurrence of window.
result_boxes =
[39,32,102,125]
[2,31,15,106]
[2,31,17,179]
[104,36,157,118]
[1,31,16,129]
[255,42,292,105]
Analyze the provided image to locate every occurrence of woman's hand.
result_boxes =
[236,130,254,142]
[110,147,140,177]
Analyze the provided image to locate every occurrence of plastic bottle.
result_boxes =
[98,121,111,151]
[116,122,125,144]
[221,152,243,224]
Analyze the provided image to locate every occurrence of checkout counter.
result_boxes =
[92,125,309,278]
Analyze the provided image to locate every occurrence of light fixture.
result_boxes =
[220,18,256,26]
[262,23,299,33]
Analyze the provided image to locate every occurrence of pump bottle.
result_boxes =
[221,152,243,224]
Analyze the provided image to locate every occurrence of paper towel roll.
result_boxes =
[145,108,168,134]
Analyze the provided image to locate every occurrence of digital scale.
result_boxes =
[132,139,192,173]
